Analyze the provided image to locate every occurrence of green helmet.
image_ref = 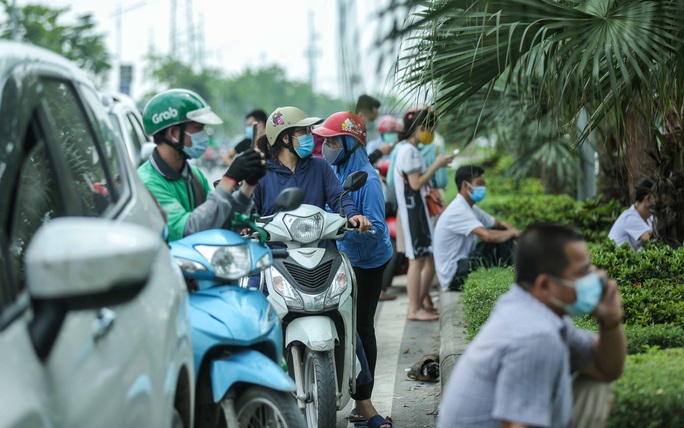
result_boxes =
[265,106,323,145]
[142,89,223,136]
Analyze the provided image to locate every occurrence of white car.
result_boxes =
[0,41,194,428]
[103,92,156,167]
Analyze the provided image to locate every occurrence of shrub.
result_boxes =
[608,348,684,428]
[462,267,514,339]
[592,239,684,284]
[479,194,622,243]
[625,324,684,354]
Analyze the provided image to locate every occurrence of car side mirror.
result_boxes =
[26,218,161,361]
[274,187,305,212]
[343,171,368,192]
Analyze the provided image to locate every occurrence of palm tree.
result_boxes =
[383,0,684,245]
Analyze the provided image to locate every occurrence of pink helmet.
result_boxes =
[377,115,400,133]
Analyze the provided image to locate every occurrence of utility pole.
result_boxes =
[170,0,177,53]
[111,1,146,95]
[186,0,195,66]
[305,11,319,112]
[10,0,18,41]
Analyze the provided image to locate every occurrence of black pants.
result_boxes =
[351,261,389,401]
[447,239,515,291]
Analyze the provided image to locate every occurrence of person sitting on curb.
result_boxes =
[608,178,654,251]
[433,165,520,291]
[438,222,627,428]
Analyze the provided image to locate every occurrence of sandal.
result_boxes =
[407,353,440,382]
[356,414,393,428]
[345,408,368,423]
[407,309,439,321]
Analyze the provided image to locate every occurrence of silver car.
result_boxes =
[103,92,156,167]
[0,41,194,428]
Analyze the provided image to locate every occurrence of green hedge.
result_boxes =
[608,348,684,428]
[461,267,514,340]
[461,267,684,353]
[478,194,623,243]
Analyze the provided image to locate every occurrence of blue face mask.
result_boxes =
[382,132,398,143]
[294,133,314,158]
[552,272,605,316]
[245,126,254,139]
[183,130,209,159]
[467,182,487,202]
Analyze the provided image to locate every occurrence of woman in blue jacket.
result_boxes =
[313,112,394,427]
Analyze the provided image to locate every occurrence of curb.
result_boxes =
[439,288,469,393]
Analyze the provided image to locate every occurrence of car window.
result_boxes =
[108,112,124,140]
[79,86,131,205]
[124,113,143,154]
[6,123,64,300]
[42,79,115,216]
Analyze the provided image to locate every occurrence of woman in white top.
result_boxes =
[393,108,456,321]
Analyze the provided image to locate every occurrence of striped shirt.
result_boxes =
[437,284,595,428]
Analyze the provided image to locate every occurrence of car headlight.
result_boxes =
[325,262,350,308]
[269,266,303,310]
[283,213,324,244]
[174,257,208,274]
[196,244,251,280]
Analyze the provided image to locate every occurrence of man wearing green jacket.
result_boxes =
[138,89,266,242]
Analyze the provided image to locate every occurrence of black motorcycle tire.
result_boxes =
[301,349,337,428]
[235,385,305,428]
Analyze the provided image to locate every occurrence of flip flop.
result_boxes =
[407,309,438,321]
[345,408,368,423]
[356,414,393,428]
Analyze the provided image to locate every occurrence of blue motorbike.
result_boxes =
[170,189,305,428]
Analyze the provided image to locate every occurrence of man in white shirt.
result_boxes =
[609,179,654,251]
[434,165,521,291]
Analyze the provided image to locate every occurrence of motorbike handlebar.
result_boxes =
[271,249,289,259]
[341,227,376,235]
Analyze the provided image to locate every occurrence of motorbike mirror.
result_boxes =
[274,187,305,212]
[343,171,368,192]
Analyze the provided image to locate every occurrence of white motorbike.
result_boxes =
[256,171,368,428]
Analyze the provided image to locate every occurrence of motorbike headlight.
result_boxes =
[325,262,350,308]
[283,213,324,244]
[255,252,272,271]
[196,244,251,280]
[269,266,303,310]
[174,257,208,275]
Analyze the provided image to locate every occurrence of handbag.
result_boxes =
[425,188,445,217]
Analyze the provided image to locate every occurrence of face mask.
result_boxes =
[245,126,254,139]
[550,272,605,316]
[419,131,435,144]
[382,132,398,143]
[293,133,314,158]
[467,182,487,202]
[183,130,210,159]
[322,143,345,165]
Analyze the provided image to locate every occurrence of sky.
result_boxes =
[25,0,401,103]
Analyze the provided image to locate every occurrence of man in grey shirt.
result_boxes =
[438,223,627,428]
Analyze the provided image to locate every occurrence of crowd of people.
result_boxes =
[137,87,653,427]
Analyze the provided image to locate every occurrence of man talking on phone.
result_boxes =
[438,223,627,428]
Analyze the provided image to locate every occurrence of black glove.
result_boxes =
[224,149,263,183]
[245,158,267,185]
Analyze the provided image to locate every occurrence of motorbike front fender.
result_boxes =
[285,316,338,351]
[210,350,296,402]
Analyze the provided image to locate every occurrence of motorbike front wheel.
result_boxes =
[302,349,337,428]
[234,385,305,428]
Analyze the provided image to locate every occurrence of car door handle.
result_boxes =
[92,308,116,342]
